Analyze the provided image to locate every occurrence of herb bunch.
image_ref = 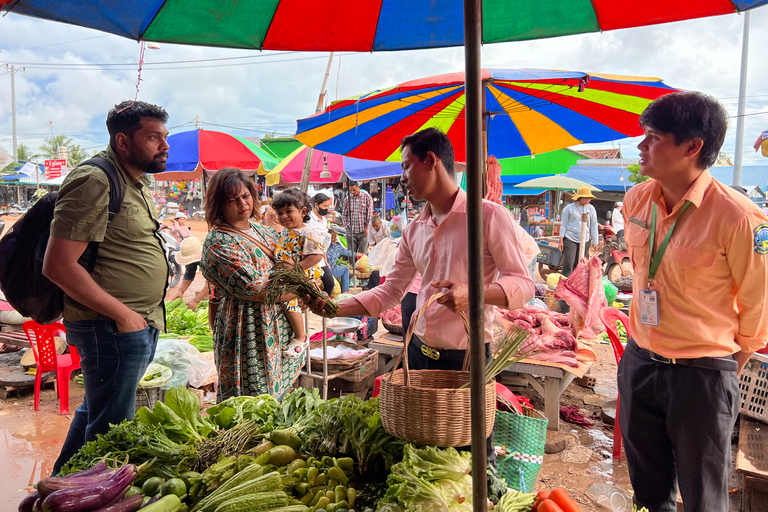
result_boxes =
[264,258,339,317]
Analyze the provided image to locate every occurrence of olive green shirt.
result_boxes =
[51,148,167,330]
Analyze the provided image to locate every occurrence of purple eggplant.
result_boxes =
[37,468,120,497]
[32,498,44,512]
[92,494,143,512]
[18,491,40,512]
[60,462,108,479]
[41,464,137,512]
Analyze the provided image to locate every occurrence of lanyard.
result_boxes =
[648,200,692,282]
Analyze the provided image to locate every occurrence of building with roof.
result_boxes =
[578,148,623,159]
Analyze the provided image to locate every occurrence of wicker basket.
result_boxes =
[379,294,496,447]
[135,386,165,412]
[381,322,403,335]
[309,340,372,370]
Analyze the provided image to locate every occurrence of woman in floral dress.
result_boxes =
[200,168,302,401]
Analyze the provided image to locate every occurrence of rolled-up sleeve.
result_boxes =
[727,211,768,353]
[487,207,535,310]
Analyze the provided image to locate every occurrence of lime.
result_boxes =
[161,477,187,497]
[141,476,165,496]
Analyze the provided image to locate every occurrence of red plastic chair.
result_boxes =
[23,321,80,415]
[598,307,631,460]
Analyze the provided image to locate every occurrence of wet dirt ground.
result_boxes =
[0,215,747,511]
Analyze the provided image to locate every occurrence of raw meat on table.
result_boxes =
[554,255,607,339]
[495,305,580,366]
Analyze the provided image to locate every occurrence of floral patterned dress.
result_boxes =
[200,222,303,401]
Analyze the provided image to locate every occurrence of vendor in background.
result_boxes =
[307,193,336,296]
[172,236,209,309]
[163,211,191,244]
[308,127,533,465]
[326,229,363,294]
[519,202,529,232]
[610,201,625,249]
[557,187,598,276]
[367,214,391,247]
[532,224,544,238]
[620,92,768,511]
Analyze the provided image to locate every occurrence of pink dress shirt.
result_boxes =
[354,189,534,350]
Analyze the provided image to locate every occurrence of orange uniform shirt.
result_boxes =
[624,170,768,358]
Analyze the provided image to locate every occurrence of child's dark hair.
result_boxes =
[272,188,311,223]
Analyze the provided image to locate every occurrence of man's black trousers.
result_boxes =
[617,339,739,512]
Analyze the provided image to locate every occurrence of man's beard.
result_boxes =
[130,151,168,174]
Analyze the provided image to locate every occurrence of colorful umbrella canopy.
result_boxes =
[266,145,403,186]
[296,69,679,162]
[155,129,279,181]
[2,1,765,51]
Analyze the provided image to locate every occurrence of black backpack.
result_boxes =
[0,157,123,324]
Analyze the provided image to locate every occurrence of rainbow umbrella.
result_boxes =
[265,145,402,186]
[296,69,679,162]
[2,1,764,51]
[155,128,279,181]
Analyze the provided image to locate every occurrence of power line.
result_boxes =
[0,50,302,67]
[5,35,112,52]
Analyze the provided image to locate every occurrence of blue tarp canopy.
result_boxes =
[565,166,633,192]
[500,175,546,196]
[2,173,29,180]
[344,157,402,181]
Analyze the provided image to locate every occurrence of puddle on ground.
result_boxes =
[0,386,82,509]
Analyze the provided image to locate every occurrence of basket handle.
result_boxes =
[385,293,470,386]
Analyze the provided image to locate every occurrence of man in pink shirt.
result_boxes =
[309,127,534,458]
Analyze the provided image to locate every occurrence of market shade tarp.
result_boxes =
[154,129,279,181]
[295,68,679,163]
[4,1,766,51]
[266,145,402,186]
[565,165,635,192]
[514,175,600,192]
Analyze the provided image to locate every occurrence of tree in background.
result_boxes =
[38,135,90,167]
[16,143,33,162]
[627,163,650,184]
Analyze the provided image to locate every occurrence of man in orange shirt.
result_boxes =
[620,92,768,512]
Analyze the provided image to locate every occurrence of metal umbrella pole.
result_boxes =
[299,52,335,193]
[464,0,487,509]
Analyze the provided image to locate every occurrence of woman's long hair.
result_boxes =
[205,167,260,229]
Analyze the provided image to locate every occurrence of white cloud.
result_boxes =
[1,7,767,168]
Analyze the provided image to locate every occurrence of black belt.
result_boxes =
[628,339,738,372]
[410,335,467,361]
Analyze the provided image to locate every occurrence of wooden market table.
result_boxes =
[501,358,592,431]
[0,329,30,349]
[368,335,403,374]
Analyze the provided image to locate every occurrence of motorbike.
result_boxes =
[600,224,632,282]
[159,230,183,288]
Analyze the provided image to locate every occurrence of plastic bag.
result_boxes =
[138,362,173,389]
[150,338,214,389]
[585,483,632,512]
[602,276,619,305]
[546,272,565,290]
[368,238,398,276]
[355,255,374,273]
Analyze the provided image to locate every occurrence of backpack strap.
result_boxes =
[75,157,125,272]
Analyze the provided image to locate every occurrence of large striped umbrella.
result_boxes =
[1,1,764,51]
[154,129,279,181]
[296,69,679,162]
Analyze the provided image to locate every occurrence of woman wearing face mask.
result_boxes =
[307,193,335,296]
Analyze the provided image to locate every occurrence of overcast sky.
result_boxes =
[1,7,768,169]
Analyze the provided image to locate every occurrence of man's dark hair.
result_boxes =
[205,167,259,228]
[106,100,169,150]
[639,92,727,169]
[400,127,455,177]
[348,181,360,188]
[312,192,330,205]
[272,187,311,223]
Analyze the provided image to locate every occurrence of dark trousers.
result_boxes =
[561,237,590,277]
[401,292,418,334]
[53,320,159,474]
[407,335,496,466]
[617,339,739,512]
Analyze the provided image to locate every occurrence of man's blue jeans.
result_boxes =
[331,265,350,293]
[52,320,158,474]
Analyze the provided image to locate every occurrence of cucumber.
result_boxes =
[135,494,181,512]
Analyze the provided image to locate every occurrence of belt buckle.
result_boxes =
[420,344,440,361]
[650,351,675,364]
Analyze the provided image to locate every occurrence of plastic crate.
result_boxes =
[535,242,562,266]
[739,352,768,422]
[135,387,166,412]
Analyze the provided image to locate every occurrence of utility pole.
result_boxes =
[733,11,750,187]
[4,64,23,161]
[195,115,200,130]
[299,53,335,193]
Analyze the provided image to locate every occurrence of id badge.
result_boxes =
[638,289,659,326]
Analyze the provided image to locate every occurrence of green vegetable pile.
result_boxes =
[166,298,212,336]
[599,319,627,345]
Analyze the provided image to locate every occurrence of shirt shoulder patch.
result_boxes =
[754,223,768,255]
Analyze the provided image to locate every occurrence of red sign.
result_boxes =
[45,159,66,179]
